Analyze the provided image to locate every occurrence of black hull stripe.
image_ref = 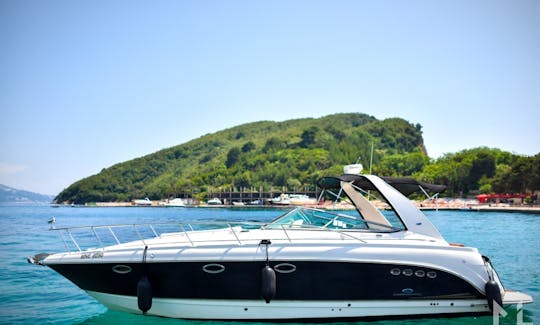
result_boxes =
[50,261,483,300]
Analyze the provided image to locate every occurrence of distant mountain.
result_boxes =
[56,113,428,204]
[0,184,54,204]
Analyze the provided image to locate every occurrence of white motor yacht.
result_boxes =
[164,198,185,207]
[207,198,222,205]
[29,174,533,320]
[132,198,152,206]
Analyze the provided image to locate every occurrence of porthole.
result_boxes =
[112,265,132,274]
[274,263,296,274]
[402,269,413,276]
[427,271,437,279]
[390,268,401,276]
[202,263,226,274]
[415,270,425,277]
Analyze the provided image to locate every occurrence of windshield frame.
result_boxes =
[265,207,403,233]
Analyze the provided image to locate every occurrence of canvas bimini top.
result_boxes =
[317,174,447,196]
[317,174,446,240]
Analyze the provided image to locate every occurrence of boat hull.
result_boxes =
[49,257,533,320]
[49,260,484,301]
[87,291,492,319]
[45,259,514,319]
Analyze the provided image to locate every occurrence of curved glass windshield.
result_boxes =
[266,207,401,232]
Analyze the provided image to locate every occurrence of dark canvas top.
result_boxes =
[317,174,446,196]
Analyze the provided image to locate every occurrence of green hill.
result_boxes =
[55,113,428,204]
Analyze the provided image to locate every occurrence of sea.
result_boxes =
[0,205,538,325]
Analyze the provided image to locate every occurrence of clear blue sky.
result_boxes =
[1,0,539,195]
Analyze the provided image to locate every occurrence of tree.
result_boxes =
[226,147,241,168]
[242,141,256,153]
[507,156,532,192]
[300,127,319,148]
[263,137,286,152]
[377,152,429,176]
[463,149,496,191]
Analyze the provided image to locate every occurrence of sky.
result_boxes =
[1,0,539,195]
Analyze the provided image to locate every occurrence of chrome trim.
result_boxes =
[112,265,132,274]
[274,263,296,274]
[202,263,226,274]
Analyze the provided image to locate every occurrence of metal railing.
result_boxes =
[50,220,369,253]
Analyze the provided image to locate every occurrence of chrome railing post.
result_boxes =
[91,227,103,248]
[108,226,120,244]
[180,224,194,246]
[228,224,242,245]
[59,231,70,252]
[280,224,292,242]
[149,225,158,237]
[133,225,146,246]
[67,229,81,251]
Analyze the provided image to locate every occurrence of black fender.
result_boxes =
[137,274,152,314]
[485,280,503,311]
[261,265,276,303]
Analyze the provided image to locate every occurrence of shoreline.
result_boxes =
[53,202,540,214]
[419,205,540,214]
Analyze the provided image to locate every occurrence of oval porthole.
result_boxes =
[427,271,437,279]
[112,265,132,274]
[202,263,226,274]
[415,270,425,277]
[390,268,401,276]
[402,269,413,276]
[274,263,296,274]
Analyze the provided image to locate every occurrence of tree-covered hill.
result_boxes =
[415,147,540,197]
[55,113,427,204]
[55,113,539,204]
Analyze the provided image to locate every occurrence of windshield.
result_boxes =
[266,207,401,232]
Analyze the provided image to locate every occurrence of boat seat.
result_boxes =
[292,219,304,227]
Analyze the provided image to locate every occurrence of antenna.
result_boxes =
[369,141,374,174]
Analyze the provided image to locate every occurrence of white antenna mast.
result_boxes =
[369,141,374,174]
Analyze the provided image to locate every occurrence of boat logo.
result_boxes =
[401,288,414,295]
[80,251,104,259]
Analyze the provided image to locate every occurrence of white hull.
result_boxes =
[87,291,492,319]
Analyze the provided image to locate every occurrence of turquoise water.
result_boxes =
[0,205,537,324]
